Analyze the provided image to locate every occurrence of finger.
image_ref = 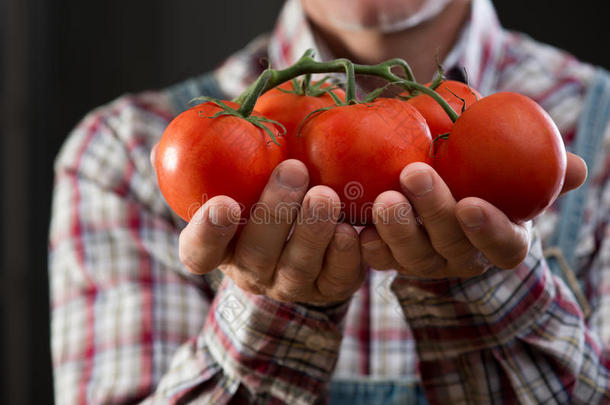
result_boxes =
[179,196,241,274]
[560,152,587,195]
[372,190,446,277]
[400,162,476,264]
[456,197,530,269]
[360,226,399,270]
[273,186,340,300]
[316,223,364,301]
[233,160,309,286]
[150,143,158,169]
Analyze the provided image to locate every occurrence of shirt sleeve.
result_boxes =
[49,96,348,405]
[153,278,348,404]
[390,230,610,404]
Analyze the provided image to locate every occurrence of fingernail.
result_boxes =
[403,170,433,197]
[208,204,236,227]
[374,201,411,225]
[306,196,333,221]
[150,144,158,167]
[277,164,308,190]
[459,206,484,228]
[334,231,356,251]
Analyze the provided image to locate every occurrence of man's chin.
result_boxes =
[322,0,452,34]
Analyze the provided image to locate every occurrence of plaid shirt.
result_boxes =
[49,0,610,403]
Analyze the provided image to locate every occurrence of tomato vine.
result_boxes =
[230,49,459,123]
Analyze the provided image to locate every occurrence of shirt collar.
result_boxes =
[267,0,325,70]
[268,0,504,95]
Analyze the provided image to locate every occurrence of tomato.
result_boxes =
[433,92,567,222]
[254,80,345,161]
[405,80,482,137]
[300,98,432,225]
[155,101,286,221]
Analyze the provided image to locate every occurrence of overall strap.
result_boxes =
[546,67,610,316]
[166,71,227,114]
[329,379,428,405]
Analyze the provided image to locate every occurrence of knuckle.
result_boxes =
[270,267,315,302]
[420,198,452,225]
[500,245,529,269]
[249,199,299,224]
[435,235,473,259]
[481,226,530,269]
[317,270,360,299]
[235,241,275,270]
[269,287,300,303]
[179,251,206,274]
[233,253,273,284]
[461,262,488,278]
[178,234,209,274]
[403,254,444,277]
[464,251,493,276]
[273,200,301,223]
[233,276,266,295]
[277,262,317,287]
[293,226,333,251]
[382,225,415,248]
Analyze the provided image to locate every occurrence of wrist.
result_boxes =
[204,277,349,383]
[390,236,556,359]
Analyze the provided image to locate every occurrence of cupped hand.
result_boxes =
[361,152,586,279]
[172,157,365,305]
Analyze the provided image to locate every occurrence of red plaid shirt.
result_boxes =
[49,0,610,403]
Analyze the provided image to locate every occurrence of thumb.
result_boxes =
[560,152,587,195]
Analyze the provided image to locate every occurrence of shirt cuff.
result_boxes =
[391,233,556,361]
[202,277,350,404]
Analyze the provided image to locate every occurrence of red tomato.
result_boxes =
[254,81,345,161]
[155,101,287,221]
[405,80,482,137]
[300,98,432,225]
[433,92,567,222]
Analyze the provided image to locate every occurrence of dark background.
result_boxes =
[1,1,607,403]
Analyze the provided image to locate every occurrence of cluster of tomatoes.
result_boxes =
[155,76,566,225]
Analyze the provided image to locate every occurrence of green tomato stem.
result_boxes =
[301,73,312,94]
[236,69,272,117]
[234,50,458,123]
[392,79,460,123]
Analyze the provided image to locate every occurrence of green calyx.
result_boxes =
[429,53,446,90]
[397,59,445,101]
[276,75,345,104]
[192,96,286,145]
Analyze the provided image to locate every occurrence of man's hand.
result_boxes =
[173,158,364,305]
[361,153,587,278]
